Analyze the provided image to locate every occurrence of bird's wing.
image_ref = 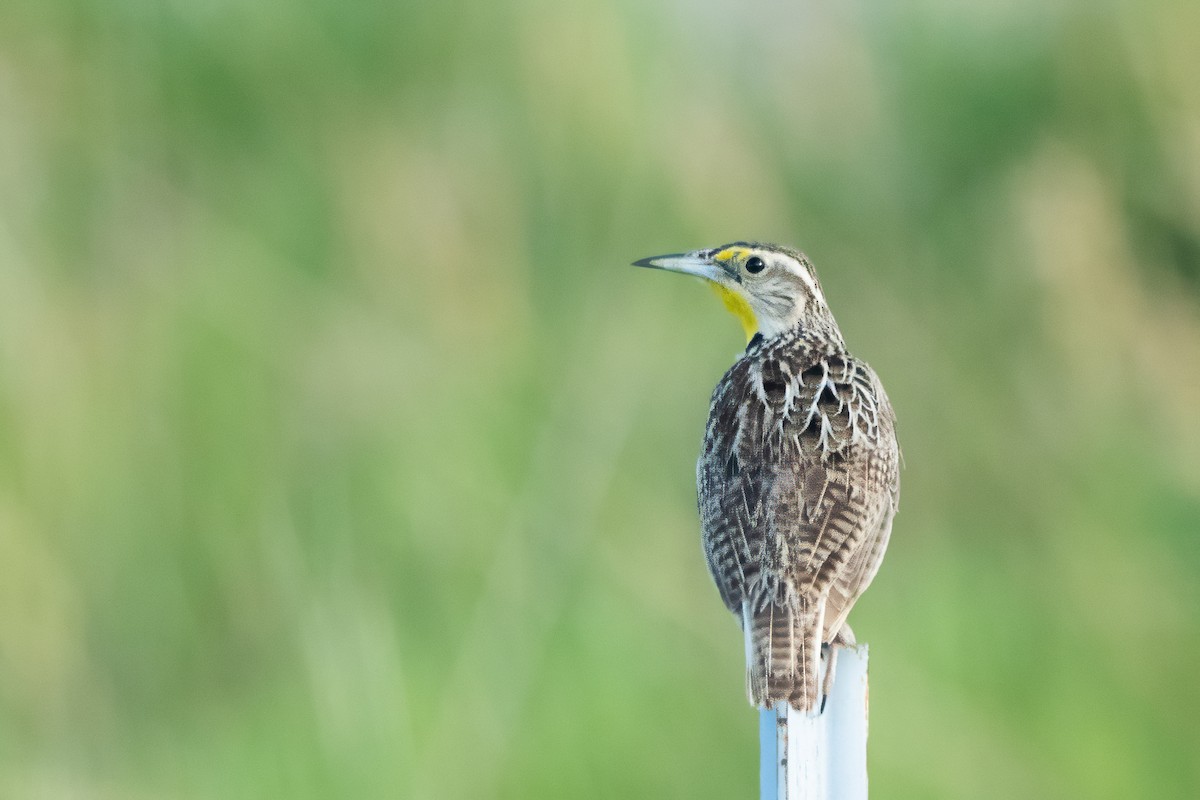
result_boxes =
[824,508,894,637]
[698,357,768,616]
[699,349,897,614]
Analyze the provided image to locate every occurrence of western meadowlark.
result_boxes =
[635,242,899,713]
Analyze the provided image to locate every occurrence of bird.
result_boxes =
[634,242,899,714]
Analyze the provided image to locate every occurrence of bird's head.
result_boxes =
[634,242,835,343]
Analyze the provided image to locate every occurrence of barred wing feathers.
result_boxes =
[698,336,898,711]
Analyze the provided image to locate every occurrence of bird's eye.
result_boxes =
[745,256,766,274]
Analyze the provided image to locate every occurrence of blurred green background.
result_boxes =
[2,0,1199,797]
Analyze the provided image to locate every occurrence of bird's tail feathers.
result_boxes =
[743,597,824,714]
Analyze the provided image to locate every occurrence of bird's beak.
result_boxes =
[632,251,735,284]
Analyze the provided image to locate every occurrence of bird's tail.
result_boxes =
[743,597,824,714]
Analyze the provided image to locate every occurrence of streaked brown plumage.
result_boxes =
[635,242,899,713]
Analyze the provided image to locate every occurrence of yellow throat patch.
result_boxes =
[709,283,758,343]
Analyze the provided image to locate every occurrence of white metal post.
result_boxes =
[758,644,869,800]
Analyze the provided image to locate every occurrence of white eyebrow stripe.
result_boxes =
[793,261,826,306]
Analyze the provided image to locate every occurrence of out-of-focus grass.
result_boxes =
[1,0,1199,797]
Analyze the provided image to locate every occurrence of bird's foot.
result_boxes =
[819,626,856,713]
